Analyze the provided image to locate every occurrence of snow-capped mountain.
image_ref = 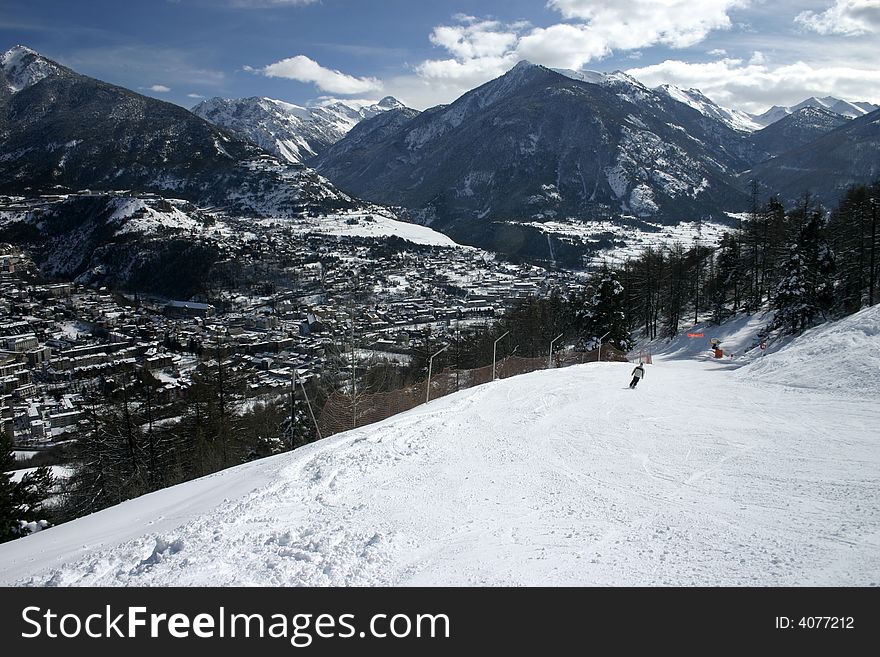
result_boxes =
[654,83,761,132]
[0,44,71,94]
[0,45,356,217]
[191,95,406,163]
[747,105,849,159]
[745,106,880,202]
[314,61,752,255]
[750,96,879,128]
[2,304,877,586]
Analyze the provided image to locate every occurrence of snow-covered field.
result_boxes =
[1,307,878,586]
[263,210,464,248]
[8,465,73,484]
[520,217,733,266]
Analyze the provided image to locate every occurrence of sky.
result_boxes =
[1,0,879,113]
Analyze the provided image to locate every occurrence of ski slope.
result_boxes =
[1,308,878,586]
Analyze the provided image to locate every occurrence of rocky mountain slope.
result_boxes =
[191,95,405,163]
[0,45,354,217]
[749,95,879,128]
[313,62,753,252]
[654,83,761,132]
[746,105,849,159]
[745,107,880,203]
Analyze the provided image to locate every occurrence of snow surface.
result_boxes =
[258,210,464,248]
[192,95,405,163]
[8,465,73,484]
[750,96,880,127]
[1,45,62,93]
[739,304,880,398]
[1,307,878,586]
[655,84,761,132]
[521,217,732,267]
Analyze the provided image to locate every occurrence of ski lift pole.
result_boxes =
[493,331,510,381]
[426,345,448,404]
[549,333,563,368]
[597,330,610,363]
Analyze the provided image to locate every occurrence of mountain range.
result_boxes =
[309,62,880,253]
[0,45,354,217]
[750,95,878,128]
[191,95,405,163]
[314,63,753,243]
[2,45,880,264]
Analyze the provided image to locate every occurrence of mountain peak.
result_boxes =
[654,83,761,132]
[1,44,68,93]
[511,59,537,70]
[1,44,39,62]
[377,96,404,109]
[192,94,406,163]
[552,68,607,85]
[752,95,879,127]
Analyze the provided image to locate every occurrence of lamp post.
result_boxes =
[493,331,510,381]
[289,367,297,448]
[596,330,610,363]
[548,333,563,369]
[426,345,448,404]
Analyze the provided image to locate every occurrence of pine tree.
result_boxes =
[773,247,813,335]
[582,265,632,350]
[772,208,835,335]
[1,430,55,542]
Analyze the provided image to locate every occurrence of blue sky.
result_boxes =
[1,0,879,112]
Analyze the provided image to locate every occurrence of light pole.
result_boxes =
[426,345,448,404]
[289,367,297,448]
[596,330,610,363]
[493,331,509,381]
[548,333,563,368]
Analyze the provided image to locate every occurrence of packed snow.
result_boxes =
[1,308,878,586]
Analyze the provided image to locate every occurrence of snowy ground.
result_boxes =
[1,308,878,586]
[256,210,464,248]
[519,217,732,267]
[8,465,73,484]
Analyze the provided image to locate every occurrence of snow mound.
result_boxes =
[644,313,770,362]
[737,305,880,397]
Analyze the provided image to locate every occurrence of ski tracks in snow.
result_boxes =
[4,357,879,586]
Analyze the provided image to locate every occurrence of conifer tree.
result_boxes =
[1,431,55,542]
[582,265,632,350]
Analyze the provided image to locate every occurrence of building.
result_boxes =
[164,301,216,319]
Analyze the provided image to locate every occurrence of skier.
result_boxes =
[629,362,645,389]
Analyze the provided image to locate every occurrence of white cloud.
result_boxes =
[391,2,749,108]
[249,55,382,95]
[149,84,171,92]
[429,20,518,60]
[795,0,880,36]
[187,93,205,99]
[519,0,750,67]
[626,56,880,113]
